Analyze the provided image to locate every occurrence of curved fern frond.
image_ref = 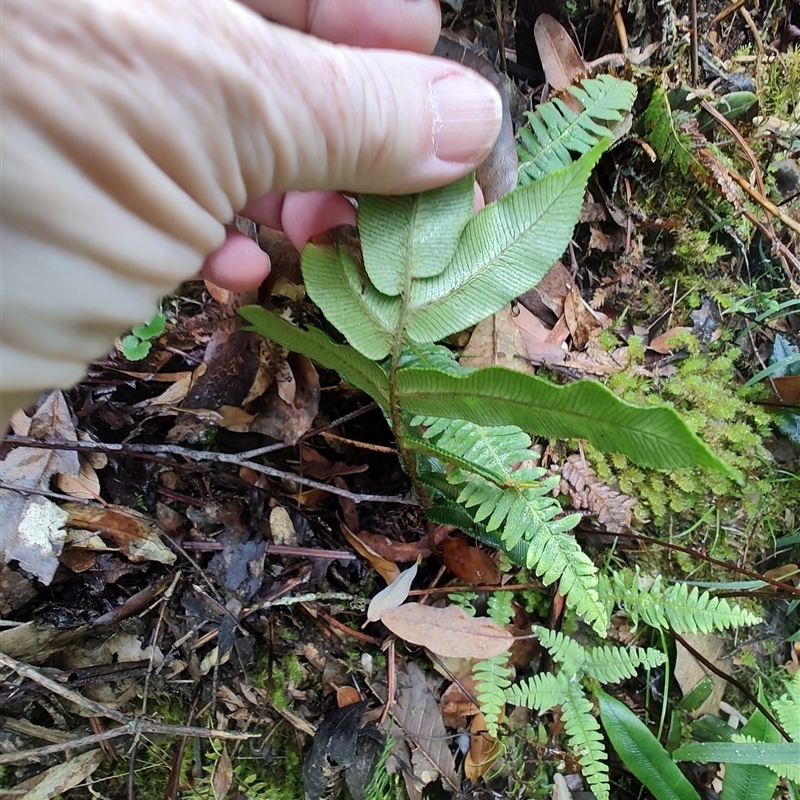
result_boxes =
[474,653,513,738]
[581,644,665,684]
[487,591,515,626]
[533,626,586,675]
[506,671,569,712]
[561,680,610,800]
[518,75,636,183]
[643,86,695,175]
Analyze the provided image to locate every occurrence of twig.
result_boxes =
[670,630,791,742]
[0,652,257,765]
[3,436,416,505]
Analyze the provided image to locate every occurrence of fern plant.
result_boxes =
[240,77,739,793]
[504,626,666,800]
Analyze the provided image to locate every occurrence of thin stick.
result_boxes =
[3,436,416,505]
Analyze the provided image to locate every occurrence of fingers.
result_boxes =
[202,227,272,290]
[239,0,442,53]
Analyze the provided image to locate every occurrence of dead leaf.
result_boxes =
[380,603,514,659]
[340,522,400,585]
[441,677,480,727]
[564,284,602,350]
[648,327,692,354]
[336,686,362,707]
[11,748,104,799]
[534,14,587,90]
[461,305,537,375]
[768,375,800,406]
[1,392,80,583]
[56,459,101,500]
[212,746,233,800]
[440,538,500,585]
[465,711,503,781]
[675,634,731,717]
[270,506,299,547]
[367,557,419,622]
[559,455,637,532]
[62,503,176,565]
[355,527,450,563]
[391,662,459,795]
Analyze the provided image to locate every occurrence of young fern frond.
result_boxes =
[473,654,514,738]
[643,86,695,175]
[533,626,586,674]
[604,569,761,634]
[773,671,800,745]
[518,74,636,183]
[561,680,610,800]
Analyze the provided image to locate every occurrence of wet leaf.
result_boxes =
[380,603,514,659]
[440,538,501,584]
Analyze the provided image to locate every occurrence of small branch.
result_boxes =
[670,630,791,742]
[3,436,416,505]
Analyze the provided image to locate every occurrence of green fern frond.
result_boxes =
[518,75,636,183]
[561,680,610,800]
[474,653,514,738]
[487,591,515,626]
[413,417,607,633]
[506,671,569,712]
[773,671,800,743]
[643,87,695,175]
[607,569,761,634]
[581,643,666,684]
[533,626,586,675]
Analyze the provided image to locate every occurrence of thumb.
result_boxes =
[230,18,504,196]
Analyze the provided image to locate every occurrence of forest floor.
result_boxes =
[1,1,799,798]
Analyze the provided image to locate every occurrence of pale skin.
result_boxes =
[0,0,502,430]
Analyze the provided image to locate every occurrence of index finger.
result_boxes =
[238,0,441,52]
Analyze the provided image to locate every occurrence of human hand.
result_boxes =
[0,0,502,425]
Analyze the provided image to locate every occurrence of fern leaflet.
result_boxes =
[643,86,695,175]
[518,74,636,183]
[474,653,513,738]
[561,680,610,800]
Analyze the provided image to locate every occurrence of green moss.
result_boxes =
[583,332,785,570]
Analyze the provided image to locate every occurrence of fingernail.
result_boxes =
[430,72,502,163]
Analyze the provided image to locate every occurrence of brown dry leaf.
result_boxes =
[564,284,602,350]
[518,261,571,322]
[559,454,636,532]
[249,353,320,444]
[392,662,459,795]
[336,686,362,707]
[534,14,587,90]
[441,676,480,728]
[768,375,800,406]
[62,503,176,565]
[465,711,503,782]
[763,563,799,587]
[276,358,297,405]
[340,522,400,585]
[380,603,514,659]
[460,304,536,375]
[56,458,101,500]
[367,557,419,622]
[212,746,233,800]
[440,538,500,585]
[648,327,693,354]
[355,527,450,563]
[0,391,81,583]
[12,748,105,799]
[675,634,731,717]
